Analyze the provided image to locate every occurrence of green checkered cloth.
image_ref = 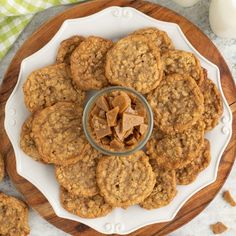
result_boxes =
[0,0,84,60]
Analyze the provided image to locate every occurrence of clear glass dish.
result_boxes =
[82,86,153,156]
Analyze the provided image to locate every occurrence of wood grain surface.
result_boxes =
[0,0,236,235]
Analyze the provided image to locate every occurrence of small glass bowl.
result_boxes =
[82,86,153,156]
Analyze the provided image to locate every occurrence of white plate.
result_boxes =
[4,6,232,235]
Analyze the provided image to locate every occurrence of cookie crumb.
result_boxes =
[210,222,228,234]
[223,190,236,206]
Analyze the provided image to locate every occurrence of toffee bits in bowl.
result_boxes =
[83,86,153,155]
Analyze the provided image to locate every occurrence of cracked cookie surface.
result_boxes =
[176,139,211,185]
[105,35,163,94]
[60,187,113,218]
[146,120,205,169]
[132,27,174,54]
[71,36,113,90]
[96,150,156,208]
[147,74,204,134]
[55,144,102,197]
[32,102,88,165]
[23,63,85,112]
[0,193,30,236]
[140,159,176,209]
[162,50,204,85]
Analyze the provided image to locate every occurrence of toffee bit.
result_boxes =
[210,222,228,234]
[223,190,236,207]
[89,90,148,151]
[96,95,110,111]
[106,107,119,127]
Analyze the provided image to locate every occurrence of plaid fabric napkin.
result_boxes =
[0,0,84,60]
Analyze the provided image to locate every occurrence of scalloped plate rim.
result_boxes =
[4,6,233,235]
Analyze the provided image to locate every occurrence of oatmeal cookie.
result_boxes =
[0,154,4,182]
[0,192,30,235]
[55,144,102,197]
[56,35,84,64]
[23,63,85,112]
[140,159,176,209]
[70,36,113,90]
[132,27,174,54]
[176,139,211,185]
[60,187,113,218]
[200,78,223,131]
[96,150,156,208]
[146,120,205,169]
[147,74,204,133]
[162,50,204,85]
[32,102,88,165]
[20,115,42,162]
[105,35,163,94]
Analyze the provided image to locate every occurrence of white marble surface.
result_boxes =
[0,0,235,235]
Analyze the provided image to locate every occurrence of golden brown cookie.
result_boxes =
[176,139,211,185]
[105,35,163,94]
[60,187,113,218]
[200,78,223,131]
[32,102,88,165]
[23,63,85,112]
[147,74,204,134]
[132,27,174,54]
[162,50,204,85]
[0,192,30,235]
[140,159,176,209]
[56,35,84,64]
[55,144,102,197]
[20,115,42,162]
[0,154,4,182]
[70,36,113,90]
[146,120,205,169]
[96,151,156,208]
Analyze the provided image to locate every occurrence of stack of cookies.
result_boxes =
[20,27,223,218]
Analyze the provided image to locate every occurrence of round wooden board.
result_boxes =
[1,0,236,235]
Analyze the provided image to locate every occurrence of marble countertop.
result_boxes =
[0,0,235,235]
